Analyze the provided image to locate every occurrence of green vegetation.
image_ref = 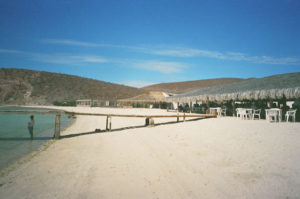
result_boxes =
[132,103,150,108]
[53,101,76,106]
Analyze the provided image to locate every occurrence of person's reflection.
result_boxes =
[27,139,33,151]
[27,115,34,139]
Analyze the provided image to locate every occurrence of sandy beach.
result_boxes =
[0,107,300,199]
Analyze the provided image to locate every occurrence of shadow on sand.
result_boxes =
[0,137,53,141]
[0,118,204,141]
[59,117,204,139]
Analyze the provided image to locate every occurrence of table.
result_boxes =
[265,108,282,122]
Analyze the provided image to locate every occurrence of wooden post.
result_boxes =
[146,117,154,126]
[177,113,179,122]
[109,117,112,131]
[106,116,108,130]
[145,117,154,126]
[106,115,111,131]
[177,102,179,113]
[183,113,186,122]
[54,114,61,139]
[190,101,192,113]
[232,101,236,117]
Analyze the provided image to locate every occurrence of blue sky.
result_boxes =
[0,0,300,87]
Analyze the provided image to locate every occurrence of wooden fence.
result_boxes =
[0,110,216,139]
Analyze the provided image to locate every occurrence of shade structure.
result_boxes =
[167,73,300,103]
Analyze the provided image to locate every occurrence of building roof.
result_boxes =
[167,72,300,102]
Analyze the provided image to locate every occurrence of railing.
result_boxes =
[0,110,216,139]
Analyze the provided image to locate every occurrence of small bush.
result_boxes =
[53,101,76,106]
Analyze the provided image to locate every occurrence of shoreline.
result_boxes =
[0,115,77,177]
[0,107,300,198]
[0,106,77,176]
[0,139,55,178]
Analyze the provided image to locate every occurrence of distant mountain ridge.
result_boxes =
[1,68,275,106]
[0,68,145,105]
[142,78,252,94]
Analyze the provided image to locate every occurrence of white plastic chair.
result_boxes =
[285,110,296,122]
[265,109,270,121]
[236,108,242,118]
[240,109,251,120]
[246,109,253,120]
[268,109,278,122]
[272,108,282,122]
[252,109,261,120]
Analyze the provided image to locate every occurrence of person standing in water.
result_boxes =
[28,115,34,139]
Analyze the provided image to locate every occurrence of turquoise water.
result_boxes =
[0,107,74,170]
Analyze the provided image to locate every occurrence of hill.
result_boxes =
[0,68,145,105]
[119,91,167,102]
[142,78,251,94]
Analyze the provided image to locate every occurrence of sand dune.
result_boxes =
[0,107,299,198]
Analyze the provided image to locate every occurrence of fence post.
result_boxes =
[145,117,154,126]
[109,116,112,131]
[54,114,61,139]
[183,113,186,122]
[177,113,179,122]
[106,115,110,131]
[106,115,112,131]
[232,101,236,117]
[214,110,218,117]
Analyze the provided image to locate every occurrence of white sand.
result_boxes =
[0,107,300,199]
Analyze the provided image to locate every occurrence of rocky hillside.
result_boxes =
[142,78,250,94]
[0,68,145,105]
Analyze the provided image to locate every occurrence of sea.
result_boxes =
[0,106,74,170]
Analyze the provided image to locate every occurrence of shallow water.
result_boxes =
[0,107,73,170]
